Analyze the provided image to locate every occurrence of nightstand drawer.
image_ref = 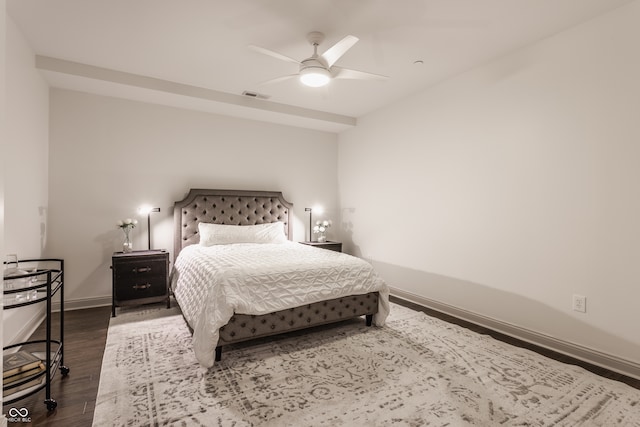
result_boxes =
[115,275,167,301]
[113,257,167,280]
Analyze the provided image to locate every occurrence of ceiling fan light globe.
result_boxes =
[299,68,331,87]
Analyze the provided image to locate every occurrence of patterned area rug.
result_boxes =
[93,304,640,426]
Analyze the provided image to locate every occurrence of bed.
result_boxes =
[171,189,390,367]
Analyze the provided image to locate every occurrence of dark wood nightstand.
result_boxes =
[111,250,170,317]
[299,241,342,252]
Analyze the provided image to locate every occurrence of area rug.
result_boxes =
[92,303,640,426]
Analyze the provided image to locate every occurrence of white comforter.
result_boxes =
[171,241,390,367]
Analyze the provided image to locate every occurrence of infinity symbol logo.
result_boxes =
[8,407,29,417]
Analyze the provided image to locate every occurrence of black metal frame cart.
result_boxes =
[3,259,68,411]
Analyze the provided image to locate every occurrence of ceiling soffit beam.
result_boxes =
[35,55,356,128]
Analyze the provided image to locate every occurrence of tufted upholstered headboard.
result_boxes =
[173,189,293,260]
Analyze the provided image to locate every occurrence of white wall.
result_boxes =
[338,2,640,367]
[2,16,49,345]
[48,89,339,306]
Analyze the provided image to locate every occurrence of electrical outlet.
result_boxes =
[572,294,587,313]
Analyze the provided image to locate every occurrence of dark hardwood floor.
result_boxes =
[3,306,112,427]
[3,297,638,426]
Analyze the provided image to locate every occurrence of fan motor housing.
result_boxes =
[300,57,328,72]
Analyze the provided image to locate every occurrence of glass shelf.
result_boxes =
[3,268,63,309]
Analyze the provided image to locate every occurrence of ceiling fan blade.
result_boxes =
[321,35,359,68]
[332,66,388,81]
[256,74,299,86]
[248,45,300,65]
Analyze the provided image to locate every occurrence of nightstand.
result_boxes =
[111,250,170,317]
[299,241,342,252]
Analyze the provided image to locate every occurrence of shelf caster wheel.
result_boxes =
[60,365,70,376]
[45,399,57,411]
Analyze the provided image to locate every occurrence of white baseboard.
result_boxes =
[390,286,640,381]
[52,295,111,312]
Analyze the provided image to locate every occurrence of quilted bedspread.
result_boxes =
[171,242,390,367]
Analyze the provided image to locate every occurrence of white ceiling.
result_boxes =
[7,0,633,132]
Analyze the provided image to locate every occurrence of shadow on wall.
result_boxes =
[369,260,640,376]
[339,208,366,261]
[72,229,125,301]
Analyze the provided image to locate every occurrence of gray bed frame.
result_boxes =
[173,188,379,361]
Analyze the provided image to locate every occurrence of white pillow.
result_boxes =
[198,222,287,246]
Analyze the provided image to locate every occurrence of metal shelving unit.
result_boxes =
[3,259,68,411]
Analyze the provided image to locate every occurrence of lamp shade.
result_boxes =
[300,67,331,87]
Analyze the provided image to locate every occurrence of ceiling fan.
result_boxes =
[249,31,388,88]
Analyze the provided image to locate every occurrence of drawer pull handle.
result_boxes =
[132,283,151,290]
[133,267,152,273]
